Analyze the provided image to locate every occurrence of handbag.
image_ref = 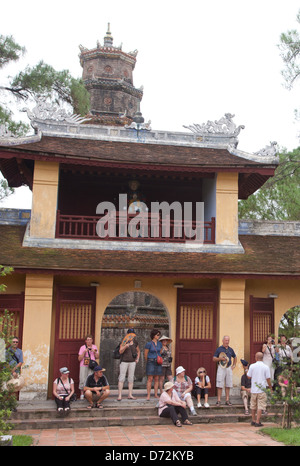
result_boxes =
[84,345,98,369]
[57,377,77,402]
[152,341,163,365]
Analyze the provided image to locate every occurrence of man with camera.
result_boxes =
[117,328,140,401]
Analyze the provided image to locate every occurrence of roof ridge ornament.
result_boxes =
[254,141,278,158]
[22,98,91,125]
[183,113,245,137]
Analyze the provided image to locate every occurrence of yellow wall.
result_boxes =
[20,274,54,400]
[216,172,239,245]
[30,160,59,238]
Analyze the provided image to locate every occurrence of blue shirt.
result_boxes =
[214,345,236,367]
[145,340,162,359]
[6,347,23,373]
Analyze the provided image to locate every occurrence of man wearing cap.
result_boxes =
[84,365,110,409]
[213,335,237,406]
[117,328,140,401]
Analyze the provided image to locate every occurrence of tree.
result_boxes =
[0,34,90,136]
[279,9,300,90]
[0,266,16,438]
[238,147,300,220]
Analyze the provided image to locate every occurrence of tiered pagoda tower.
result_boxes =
[79,24,143,125]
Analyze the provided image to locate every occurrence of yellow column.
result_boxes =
[30,160,59,238]
[219,278,245,393]
[216,172,239,245]
[20,274,54,400]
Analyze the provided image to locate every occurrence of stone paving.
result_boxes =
[12,422,284,447]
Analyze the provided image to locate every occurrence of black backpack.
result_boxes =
[113,343,121,359]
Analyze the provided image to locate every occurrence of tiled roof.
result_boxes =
[0,225,300,278]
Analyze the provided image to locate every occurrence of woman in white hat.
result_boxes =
[158,381,192,427]
[53,367,75,414]
[173,366,197,416]
[158,335,173,394]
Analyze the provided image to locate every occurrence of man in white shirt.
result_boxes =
[247,352,272,427]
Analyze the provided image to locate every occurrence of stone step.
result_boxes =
[10,398,283,430]
[10,412,282,431]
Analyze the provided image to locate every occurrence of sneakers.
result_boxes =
[197,402,202,408]
[197,401,209,408]
[190,408,198,416]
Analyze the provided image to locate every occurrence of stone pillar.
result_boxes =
[218,278,245,395]
[216,172,239,245]
[30,160,59,238]
[19,274,54,400]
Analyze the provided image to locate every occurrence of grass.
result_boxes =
[261,427,300,446]
[12,434,34,446]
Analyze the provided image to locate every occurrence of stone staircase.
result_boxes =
[10,392,283,430]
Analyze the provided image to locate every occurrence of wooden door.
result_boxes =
[250,296,274,364]
[54,286,96,395]
[176,289,218,393]
[0,293,24,345]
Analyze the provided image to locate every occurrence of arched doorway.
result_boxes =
[99,291,170,388]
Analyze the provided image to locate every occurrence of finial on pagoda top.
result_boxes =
[104,23,113,46]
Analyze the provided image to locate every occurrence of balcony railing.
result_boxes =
[56,211,215,244]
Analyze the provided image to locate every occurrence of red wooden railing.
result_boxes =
[55,211,215,244]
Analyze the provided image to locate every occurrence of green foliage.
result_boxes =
[0,266,17,437]
[238,147,300,220]
[0,34,90,135]
[268,362,300,429]
[0,35,25,69]
[279,10,300,89]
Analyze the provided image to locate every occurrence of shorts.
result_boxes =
[216,366,233,388]
[241,390,250,401]
[146,358,162,376]
[250,392,267,411]
[161,366,172,379]
[118,361,136,383]
[79,365,93,390]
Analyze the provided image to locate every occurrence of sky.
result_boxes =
[0,0,300,209]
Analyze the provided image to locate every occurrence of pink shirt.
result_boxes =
[158,389,182,416]
[78,344,98,367]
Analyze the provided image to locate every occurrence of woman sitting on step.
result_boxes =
[158,381,193,427]
[53,367,75,414]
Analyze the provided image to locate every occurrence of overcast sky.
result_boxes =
[1,0,300,208]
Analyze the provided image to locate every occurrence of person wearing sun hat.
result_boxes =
[158,381,192,427]
[158,335,173,394]
[173,366,197,416]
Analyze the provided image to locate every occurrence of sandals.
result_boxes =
[175,420,182,427]
[225,401,232,406]
[183,420,193,425]
[87,404,93,409]
[96,403,103,409]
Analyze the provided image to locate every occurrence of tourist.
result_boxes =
[213,335,237,405]
[6,336,23,377]
[262,334,276,381]
[144,329,163,400]
[53,367,75,414]
[78,335,99,399]
[240,359,251,415]
[247,352,272,427]
[117,328,140,401]
[173,366,197,416]
[158,335,173,394]
[158,381,192,427]
[84,365,110,409]
[194,367,211,408]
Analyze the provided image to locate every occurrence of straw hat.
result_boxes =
[219,352,229,368]
[159,335,173,343]
[7,375,25,391]
[164,381,175,391]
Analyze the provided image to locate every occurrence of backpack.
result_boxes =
[113,343,121,359]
